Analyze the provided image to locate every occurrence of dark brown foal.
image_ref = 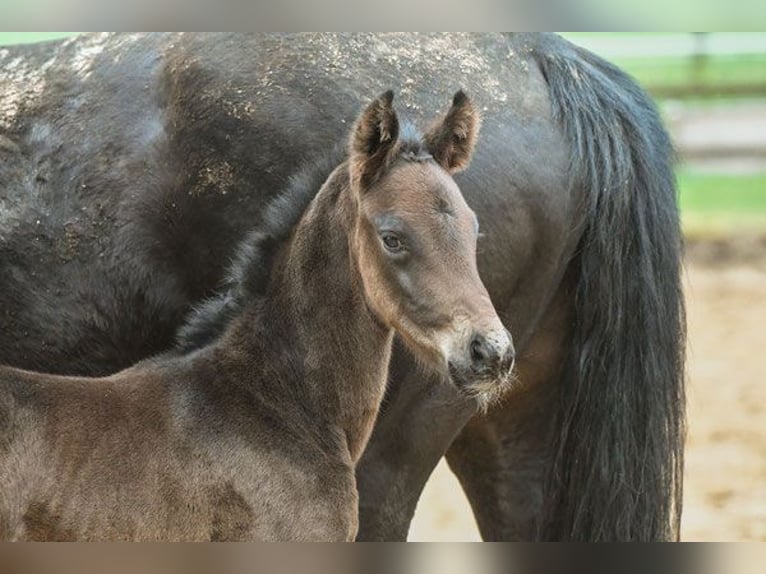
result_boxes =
[0,91,513,541]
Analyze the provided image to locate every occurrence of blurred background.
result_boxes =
[1,32,764,542]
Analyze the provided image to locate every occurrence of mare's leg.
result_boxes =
[444,284,571,540]
[355,340,477,541]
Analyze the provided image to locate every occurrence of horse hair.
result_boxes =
[533,36,686,541]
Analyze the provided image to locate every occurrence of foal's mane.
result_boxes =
[176,122,430,352]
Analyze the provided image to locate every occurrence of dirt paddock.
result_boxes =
[409,241,766,541]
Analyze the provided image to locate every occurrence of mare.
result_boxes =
[0,33,685,540]
[0,91,513,541]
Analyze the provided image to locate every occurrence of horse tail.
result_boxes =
[532,36,686,540]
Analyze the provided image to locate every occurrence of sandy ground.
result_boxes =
[408,255,766,541]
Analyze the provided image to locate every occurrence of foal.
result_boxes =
[0,91,514,541]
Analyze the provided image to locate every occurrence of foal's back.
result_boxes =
[0,360,354,541]
[0,364,183,539]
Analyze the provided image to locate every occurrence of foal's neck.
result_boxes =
[225,168,393,463]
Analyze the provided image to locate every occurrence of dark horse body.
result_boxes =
[0,33,685,540]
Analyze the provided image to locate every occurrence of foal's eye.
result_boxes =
[381,232,404,253]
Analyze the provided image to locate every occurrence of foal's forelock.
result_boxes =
[397,122,433,164]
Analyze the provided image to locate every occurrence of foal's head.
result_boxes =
[348,91,515,406]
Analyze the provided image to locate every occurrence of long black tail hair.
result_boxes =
[533,36,686,541]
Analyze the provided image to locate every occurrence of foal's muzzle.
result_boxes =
[447,328,516,396]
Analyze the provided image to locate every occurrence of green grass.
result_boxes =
[560,33,766,99]
[616,54,766,91]
[678,170,766,237]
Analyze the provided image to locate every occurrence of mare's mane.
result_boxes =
[176,121,430,352]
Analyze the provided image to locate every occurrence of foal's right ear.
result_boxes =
[349,90,400,190]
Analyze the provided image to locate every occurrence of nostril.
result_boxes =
[470,336,487,364]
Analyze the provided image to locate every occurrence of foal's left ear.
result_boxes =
[424,90,481,174]
[349,90,400,189]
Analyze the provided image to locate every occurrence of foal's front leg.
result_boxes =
[354,341,477,541]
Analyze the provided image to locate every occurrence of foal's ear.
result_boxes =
[349,90,400,189]
[424,90,481,174]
